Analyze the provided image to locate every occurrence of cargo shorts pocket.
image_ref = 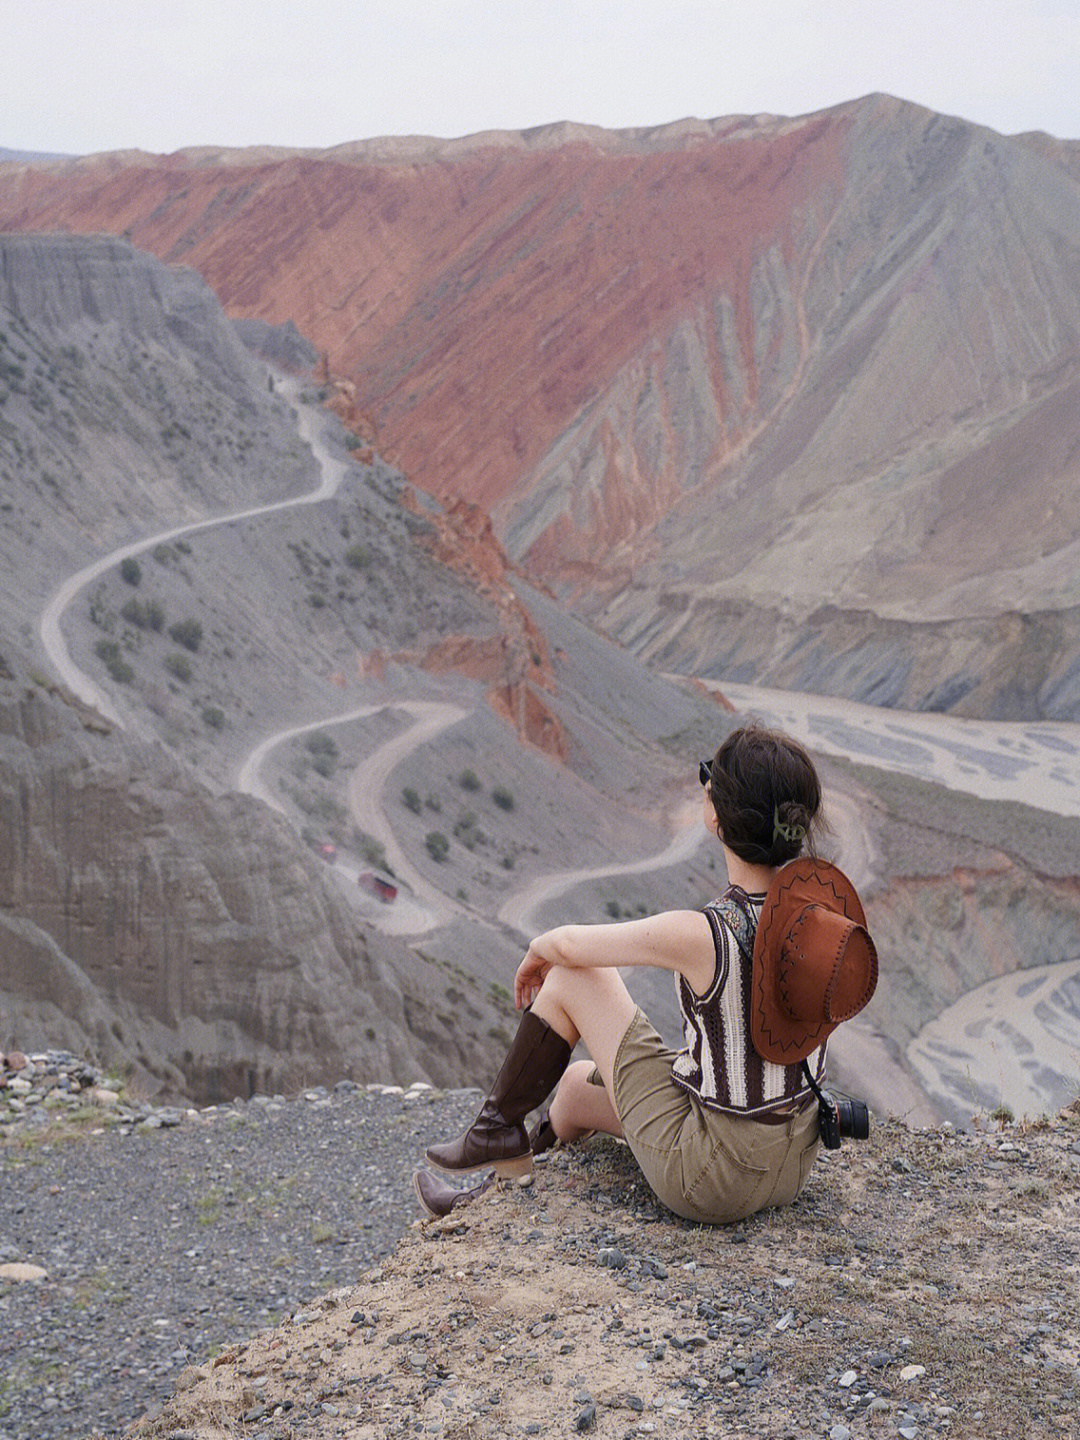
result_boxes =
[682,1133,772,1225]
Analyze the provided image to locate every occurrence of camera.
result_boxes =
[817,1090,870,1150]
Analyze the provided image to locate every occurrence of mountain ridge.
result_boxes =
[4,96,1079,717]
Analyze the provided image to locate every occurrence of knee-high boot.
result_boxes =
[425,1008,571,1177]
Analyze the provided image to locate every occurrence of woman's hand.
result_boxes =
[514,946,553,1010]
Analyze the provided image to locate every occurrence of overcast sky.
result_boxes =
[3,0,1079,157]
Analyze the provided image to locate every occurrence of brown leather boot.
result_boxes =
[413,1169,494,1218]
[529,1109,594,1156]
[425,1008,572,1177]
[529,1110,559,1156]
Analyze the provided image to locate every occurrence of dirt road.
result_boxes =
[38,381,347,728]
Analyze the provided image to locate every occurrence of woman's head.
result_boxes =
[702,724,822,867]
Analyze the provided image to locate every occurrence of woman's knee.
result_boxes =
[551,1060,594,1114]
[540,964,629,1024]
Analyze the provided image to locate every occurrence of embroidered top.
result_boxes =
[671,885,824,1117]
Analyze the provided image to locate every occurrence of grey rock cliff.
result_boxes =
[0,678,498,1102]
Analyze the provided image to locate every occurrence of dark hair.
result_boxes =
[705,724,822,866]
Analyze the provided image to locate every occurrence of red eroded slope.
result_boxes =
[0,114,849,517]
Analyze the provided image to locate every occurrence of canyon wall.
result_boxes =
[0,678,501,1102]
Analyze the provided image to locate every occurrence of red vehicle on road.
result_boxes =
[358,871,398,903]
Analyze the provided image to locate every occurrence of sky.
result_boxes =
[3,0,1080,158]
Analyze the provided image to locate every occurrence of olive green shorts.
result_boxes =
[604,1008,820,1225]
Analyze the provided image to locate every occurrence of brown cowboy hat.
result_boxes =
[750,858,878,1065]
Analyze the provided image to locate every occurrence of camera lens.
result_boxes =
[835,1097,870,1141]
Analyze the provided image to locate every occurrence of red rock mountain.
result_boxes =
[4,95,1080,718]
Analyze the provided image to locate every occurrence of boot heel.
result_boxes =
[494,1153,533,1179]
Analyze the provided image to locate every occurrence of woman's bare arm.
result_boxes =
[514,909,715,1009]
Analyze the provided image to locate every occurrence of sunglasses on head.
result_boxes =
[699,760,713,787]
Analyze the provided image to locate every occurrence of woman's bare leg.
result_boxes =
[549,1059,623,1140]
[529,965,637,1140]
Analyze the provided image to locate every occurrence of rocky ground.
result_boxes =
[0,1050,482,1440]
[4,1052,1080,1440]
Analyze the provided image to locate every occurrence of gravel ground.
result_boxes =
[5,1054,1080,1440]
[0,1067,482,1440]
[134,1111,1080,1440]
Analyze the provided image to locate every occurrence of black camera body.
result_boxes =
[817,1090,871,1150]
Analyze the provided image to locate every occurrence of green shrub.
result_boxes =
[402,786,422,814]
[121,597,165,632]
[119,557,141,587]
[344,543,372,570]
[425,831,450,863]
[357,832,388,869]
[168,618,202,652]
[164,652,192,682]
[459,768,481,792]
[453,811,486,851]
[491,785,515,812]
[305,732,338,779]
[202,706,226,729]
[94,638,133,682]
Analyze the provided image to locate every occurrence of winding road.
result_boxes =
[39,382,349,727]
[498,787,877,938]
[497,799,706,937]
[233,699,468,936]
[38,382,471,936]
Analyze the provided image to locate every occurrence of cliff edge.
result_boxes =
[127,1109,1080,1440]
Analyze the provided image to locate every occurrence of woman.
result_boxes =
[416,724,849,1225]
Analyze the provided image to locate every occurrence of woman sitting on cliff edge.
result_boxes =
[415,723,877,1225]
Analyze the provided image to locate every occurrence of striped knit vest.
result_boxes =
[671,886,824,1116]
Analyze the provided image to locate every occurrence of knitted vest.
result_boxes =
[671,886,824,1116]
